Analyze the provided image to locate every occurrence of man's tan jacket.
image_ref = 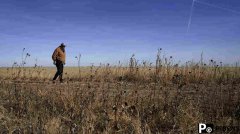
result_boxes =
[52,47,66,63]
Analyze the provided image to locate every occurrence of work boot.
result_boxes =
[52,80,56,84]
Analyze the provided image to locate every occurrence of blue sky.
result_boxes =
[0,0,240,66]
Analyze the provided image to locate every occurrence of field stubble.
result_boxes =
[0,59,240,133]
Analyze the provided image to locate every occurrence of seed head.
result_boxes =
[112,105,117,111]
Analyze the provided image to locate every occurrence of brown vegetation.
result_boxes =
[0,52,240,133]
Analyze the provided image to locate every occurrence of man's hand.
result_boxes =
[53,61,56,65]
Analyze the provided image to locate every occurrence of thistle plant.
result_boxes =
[75,53,81,79]
[21,48,31,67]
[129,54,136,73]
[156,48,162,75]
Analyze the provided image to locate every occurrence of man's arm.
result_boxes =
[52,49,58,64]
[52,49,57,61]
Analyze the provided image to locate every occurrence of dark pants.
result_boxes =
[53,60,64,81]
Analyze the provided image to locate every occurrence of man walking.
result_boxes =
[52,43,66,83]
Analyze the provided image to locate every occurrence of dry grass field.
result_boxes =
[0,55,240,133]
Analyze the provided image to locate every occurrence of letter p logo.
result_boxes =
[198,123,213,133]
[199,123,206,133]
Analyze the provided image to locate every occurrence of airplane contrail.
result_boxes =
[195,0,240,14]
[187,0,195,33]
[187,0,240,33]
